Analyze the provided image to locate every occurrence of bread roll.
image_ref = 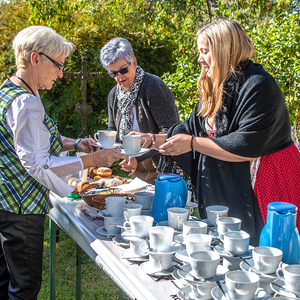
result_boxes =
[95,167,112,178]
[68,177,78,187]
[73,181,89,193]
[89,167,98,180]
[106,178,122,187]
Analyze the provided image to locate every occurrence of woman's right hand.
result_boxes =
[82,149,127,169]
[95,149,127,167]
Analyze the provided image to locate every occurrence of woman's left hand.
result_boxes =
[159,134,192,156]
[78,138,98,153]
[119,157,138,176]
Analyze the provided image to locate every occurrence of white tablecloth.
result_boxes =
[48,192,180,300]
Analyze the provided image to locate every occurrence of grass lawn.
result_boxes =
[39,217,131,300]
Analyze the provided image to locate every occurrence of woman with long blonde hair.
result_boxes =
[132,19,300,245]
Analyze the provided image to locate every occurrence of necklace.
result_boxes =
[13,74,35,96]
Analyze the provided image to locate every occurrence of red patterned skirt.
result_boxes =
[252,144,300,230]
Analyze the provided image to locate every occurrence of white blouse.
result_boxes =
[6,92,83,197]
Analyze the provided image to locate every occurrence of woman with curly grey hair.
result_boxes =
[100,37,179,184]
[0,26,125,299]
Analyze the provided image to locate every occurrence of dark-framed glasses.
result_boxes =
[39,52,65,71]
[107,64,130,78]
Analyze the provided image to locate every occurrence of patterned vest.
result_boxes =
[0,79,63,214]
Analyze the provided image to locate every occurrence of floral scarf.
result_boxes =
[117,66,145,139]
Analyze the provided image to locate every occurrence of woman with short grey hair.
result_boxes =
[0,26,125,299]
[100,37,179,184]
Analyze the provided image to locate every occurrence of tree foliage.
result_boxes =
[0,0,299,139]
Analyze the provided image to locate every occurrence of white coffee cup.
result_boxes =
[225,270,259,300]
[123,215,154,238]
[105,197,127,217]
[148,226,174,252]
[277,264,300,293]
[121,135,147,154]
[148,251,173,271]
[189,250,220,279]
[94,130,117,147]
[121,203,143,221]
[253,246,283,274]
[188,281,214,300]
[223,230,250,256]
[185,234,212,256]
[186,190,192,205]
[222,256,242,271]
[216,217,242,235]
[183,221,207,238]
[129,237,147,257]
[103,216,122,235]
[134,191,154,210]
[206,205,229,226]
[167,207,190,230]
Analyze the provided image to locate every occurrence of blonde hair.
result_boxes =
[197,20,255,117]
[12,26,74,68]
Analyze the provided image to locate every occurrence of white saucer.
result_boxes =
[140,241,182,254]
[120,249,148,262]
[240,258,278,279]
[174,249,190,263]
[120,148,150,157]
[185,202,198,209]
[140,261,178,277]
[211,283,271,300]
[112,237,130,248]
[156,220,182,234]
[96,226,120,237]
[121,230,145,241]
[271,278,299,298]
[201,219,216,228]
[174,234,185,245]
[214,244,254,259]
[177,285,205,300]
[157,220,169,226]
[94,142,122,149]
[209,229,224,241]
[177,264,229,284]
[97,209,115,218]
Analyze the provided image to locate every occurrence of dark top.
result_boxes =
[107,72,180,164]
[162,60,293,245]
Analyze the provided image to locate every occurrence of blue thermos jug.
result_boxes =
[152,173,188,223]
[259,202,300,264]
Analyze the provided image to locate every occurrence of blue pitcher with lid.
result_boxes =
[259,202,300,264]
[152,173,188,223]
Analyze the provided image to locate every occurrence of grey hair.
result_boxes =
[100,37,135,71]
[13,26,74,69]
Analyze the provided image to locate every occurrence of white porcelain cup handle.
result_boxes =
[140,137,147,148]
[276,263,284,278]
[94,132,99,141]
[124,211,129,222]
[123,221,131,231]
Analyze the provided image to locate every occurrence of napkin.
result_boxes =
[117,177,150,193]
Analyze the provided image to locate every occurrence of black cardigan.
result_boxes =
[107,72,179,165]
[162,60,293,245]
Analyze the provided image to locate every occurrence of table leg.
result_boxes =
[49,218,57,300]
[118,288,124,300]
[75,244,89,300]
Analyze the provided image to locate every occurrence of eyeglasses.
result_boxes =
[39,52,65,71]
[107,64,130,78]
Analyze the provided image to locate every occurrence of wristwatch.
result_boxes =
[74,138,81,152]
